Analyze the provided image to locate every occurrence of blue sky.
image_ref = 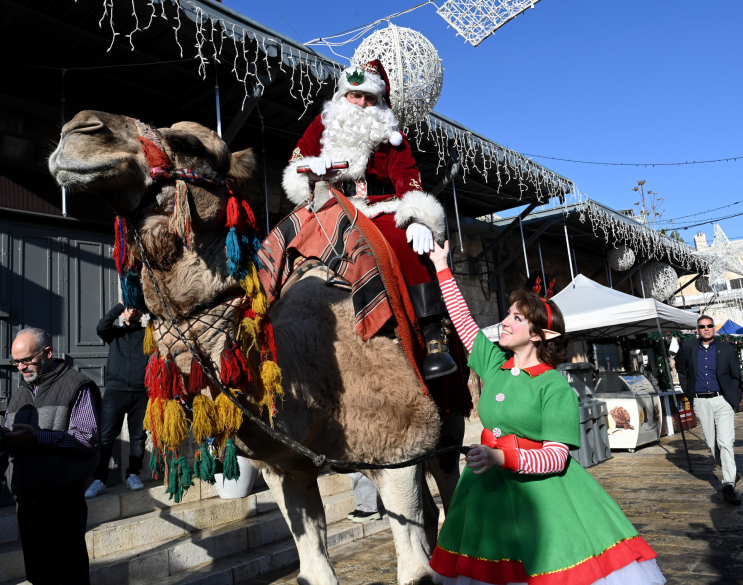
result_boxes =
[229,0,742,245]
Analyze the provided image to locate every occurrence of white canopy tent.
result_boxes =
[551,275,698,340]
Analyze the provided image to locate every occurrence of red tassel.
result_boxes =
[240,199,258,232]
[171,371,186,400]
[145,351,159,391]
[220,336,244,388]
[114,217,130,275]
[189,356,207,394]
[138,136,172,171]
[233,345,251,383]
[225,196,242,230]
[262,316,279,363]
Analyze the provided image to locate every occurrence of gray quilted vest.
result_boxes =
[4,360,101,505]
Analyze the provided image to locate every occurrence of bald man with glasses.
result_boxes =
[1,328,101,584]
[676,315,742,505]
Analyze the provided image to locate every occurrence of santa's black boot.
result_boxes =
[408,281,458,380]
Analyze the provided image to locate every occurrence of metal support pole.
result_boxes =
[639,266,646,298]
[442,190,454,267]
[564,224,574,282]
[519,214,530,278]
[451,176,464,253]
[61,69,67,217]
[571,236,578,275]
[655,317,693,472]
[538,239,546,287]
[214,59,222,138]
[256,104,270,235]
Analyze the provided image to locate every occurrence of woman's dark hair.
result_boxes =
[508,289,567,368]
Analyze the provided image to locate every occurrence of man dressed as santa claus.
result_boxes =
[281,60,457,381]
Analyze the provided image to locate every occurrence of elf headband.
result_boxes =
[532,276,560,340]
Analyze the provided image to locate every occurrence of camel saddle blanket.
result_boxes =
[258,202,391,341]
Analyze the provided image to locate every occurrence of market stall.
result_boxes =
[551,275,698,460]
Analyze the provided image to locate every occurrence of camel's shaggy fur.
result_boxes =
[49,111,446,585]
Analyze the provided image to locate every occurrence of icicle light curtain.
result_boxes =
[87,0,571,203]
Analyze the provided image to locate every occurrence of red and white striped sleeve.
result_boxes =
[436,268,480,352]
[517,442,570,475]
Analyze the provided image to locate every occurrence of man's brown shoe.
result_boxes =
[722,485,741,506]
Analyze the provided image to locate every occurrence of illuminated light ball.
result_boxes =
[607,245,635,272]
[641,262,678,302]
[352,24,443,127]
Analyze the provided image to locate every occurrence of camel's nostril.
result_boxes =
[65,120,106,136]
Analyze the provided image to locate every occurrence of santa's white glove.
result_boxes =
[406,223,434,255]
[307,156,334,176]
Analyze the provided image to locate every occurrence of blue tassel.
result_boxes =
[241,233,263,270]
[121,271,146,310]
[226,228,244,278]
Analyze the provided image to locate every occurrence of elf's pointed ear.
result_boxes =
[543,330,561,340]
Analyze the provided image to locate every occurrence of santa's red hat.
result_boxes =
[336,60,392,107]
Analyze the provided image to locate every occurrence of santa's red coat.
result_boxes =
[289,114,425,207]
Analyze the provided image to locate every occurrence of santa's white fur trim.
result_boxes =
[389,131,403,147]
[394,191,446,241]
[348,190,446,241]
[282,158,312,206]
[336,66,387,101]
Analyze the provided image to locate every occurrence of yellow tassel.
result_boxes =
[252,291,269,316]
[143,320,158,355]
[239,263,260,297]
[237,317,261,353]
[168,180,193,247]
[162,399,188,449]
[191,395,218,445]
[215,388,243,433]
[143,397,165,440]
[260,360,284,398]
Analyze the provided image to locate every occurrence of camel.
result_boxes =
[49,110,465,585]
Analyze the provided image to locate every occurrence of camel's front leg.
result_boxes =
[372,465,435,585]
[262,466,338,585]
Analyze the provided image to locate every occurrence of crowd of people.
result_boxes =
[0,59,739,585]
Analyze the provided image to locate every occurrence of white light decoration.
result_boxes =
[694,224,743,285]
[607,245,635,272]
[641,262,678,302]
[437,0,545,47]
[352,24,443,128]
[577,199,708,273]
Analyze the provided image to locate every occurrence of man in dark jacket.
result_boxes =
[676,314,742,505]
[1,327,100,585]
[85,303,149,497]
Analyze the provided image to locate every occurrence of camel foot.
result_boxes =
[406,577,436,585]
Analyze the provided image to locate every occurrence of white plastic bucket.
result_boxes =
[214,456,258,499]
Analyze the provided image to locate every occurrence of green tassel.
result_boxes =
[194,442,216,484]
[222,438,241,481]
[178,456,194,499]
[149,447,165,479]
[165,451,179,502]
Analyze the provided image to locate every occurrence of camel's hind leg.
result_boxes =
[262,466,338,585]
[426,411,465,515]
[372,465,435,585]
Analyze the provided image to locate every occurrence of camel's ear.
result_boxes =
[227,148,256,193]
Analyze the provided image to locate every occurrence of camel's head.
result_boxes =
[49,110,255,216]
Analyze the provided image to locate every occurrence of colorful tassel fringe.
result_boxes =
[222,438,240,481]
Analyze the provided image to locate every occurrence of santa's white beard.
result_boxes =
[320,98,399,181]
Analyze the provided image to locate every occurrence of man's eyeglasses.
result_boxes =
[10,348,44,367]
[347,92,377,105]
[698,324,715,330]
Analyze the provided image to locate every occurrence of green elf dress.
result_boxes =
[430,269,665,585]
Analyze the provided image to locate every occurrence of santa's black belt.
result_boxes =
[340,178,391,198]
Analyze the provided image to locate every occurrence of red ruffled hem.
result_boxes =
[430,535,657,585]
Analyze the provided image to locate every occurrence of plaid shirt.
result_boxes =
[6,363,100,452]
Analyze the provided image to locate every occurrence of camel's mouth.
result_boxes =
[49,153,129,190]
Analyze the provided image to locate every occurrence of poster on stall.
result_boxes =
[605,392,662,450]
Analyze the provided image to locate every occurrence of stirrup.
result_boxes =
[325,254,353,290]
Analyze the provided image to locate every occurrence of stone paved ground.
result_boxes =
[257,414,743,585]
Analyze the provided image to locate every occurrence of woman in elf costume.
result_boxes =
[427,241,665,585]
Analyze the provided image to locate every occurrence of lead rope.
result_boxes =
[134,228,470,470]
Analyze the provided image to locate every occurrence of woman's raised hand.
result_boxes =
[428,240,450,272]
[465,444,505,475]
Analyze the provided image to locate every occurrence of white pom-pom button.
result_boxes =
[389,131,403,147]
